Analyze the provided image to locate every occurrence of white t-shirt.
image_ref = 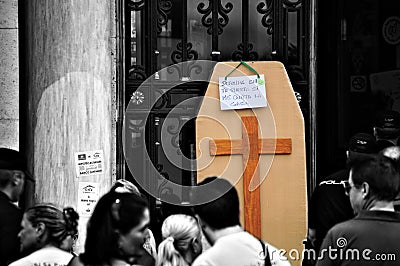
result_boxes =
[9,246,73,266]
[192,231,291,266]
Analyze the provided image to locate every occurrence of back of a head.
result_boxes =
[379,146,400,199]
[374,110,400,140]
[191,176,240,229]
[157,214,200,266]
[347,133,377,163]
[379,146,400,163]
[350,155,400,201]
[25,204,79,248]
[82,191,148,265]
[0,168,13,188]
[110,179,141,195]
[0,148,32,188]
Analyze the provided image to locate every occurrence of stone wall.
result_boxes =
[0,0,19,149]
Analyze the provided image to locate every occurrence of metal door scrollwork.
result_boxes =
[197,1,233,35]
[197,0,233,60]
[128,65,147,80]
[283,0,302,9]
[128,0,145,11]
[232,0,258,61]
[257,0,274,34]
[171,43,199,64]
[157,0,172,33]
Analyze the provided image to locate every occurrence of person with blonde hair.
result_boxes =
[157,214,202,266]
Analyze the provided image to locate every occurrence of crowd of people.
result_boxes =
[306,110,400,265]
[1,111,400,266]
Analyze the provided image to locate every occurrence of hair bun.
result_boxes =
[63,207,79,235]
[166,236,174,243]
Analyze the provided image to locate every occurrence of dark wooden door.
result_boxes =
[316,0,400,180]
[121,0,310,242]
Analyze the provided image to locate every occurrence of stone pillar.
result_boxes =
[0,0,19,149]
[22,0,117,252]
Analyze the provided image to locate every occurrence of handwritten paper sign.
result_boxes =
[218,74,267,110]
[77,182,99,217]
[75,150,104,177]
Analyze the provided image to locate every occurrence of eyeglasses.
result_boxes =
[342,181,360,195]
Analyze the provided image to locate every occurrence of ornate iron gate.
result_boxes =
[122,0,310,240]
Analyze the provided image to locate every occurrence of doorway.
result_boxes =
[121,0,311,242]
[316,0,400,180]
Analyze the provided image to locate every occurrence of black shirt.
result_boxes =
[308,169,355,252]
[0,191,23,266]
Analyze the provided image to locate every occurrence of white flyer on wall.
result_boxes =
[75,150,104,177]
[77,182,99,217]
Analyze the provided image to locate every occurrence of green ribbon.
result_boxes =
[224,60,260,80]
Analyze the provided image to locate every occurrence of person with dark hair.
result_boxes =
[191,177,290,266]
[59,207,80,255]
[373,110,400,151]
[110,179,141,195]
[0,148,34,266]
[9,204,79,266]
[316,155,400,265]
[110,179,157,260]
[306,133,377,259]
[69,191,152,266]
[157,214,202,266]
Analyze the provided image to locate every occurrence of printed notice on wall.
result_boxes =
[218,74,267,110]
[75,150,104,177]
[77,182,99,217]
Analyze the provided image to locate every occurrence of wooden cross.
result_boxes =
[209,116,292,238]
